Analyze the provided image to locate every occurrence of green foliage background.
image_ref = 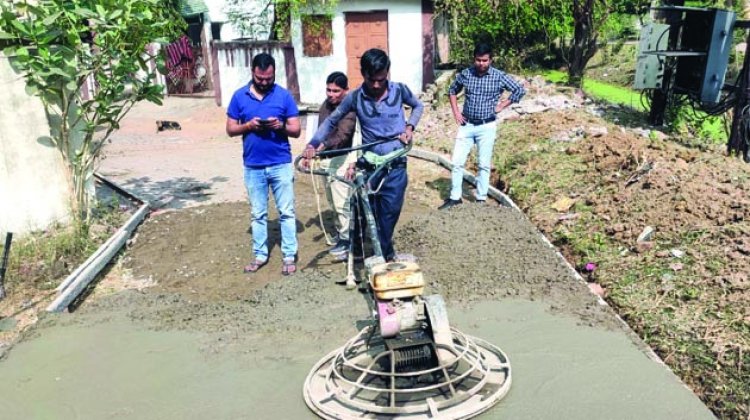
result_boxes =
[0,0,184,220]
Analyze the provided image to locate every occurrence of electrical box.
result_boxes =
[634,6,736,104]
[701,10,735,103]
[672,8,735,103]
[634,23,670,89]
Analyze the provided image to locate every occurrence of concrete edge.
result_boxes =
[408,147,669,367]
[47,174,151,312]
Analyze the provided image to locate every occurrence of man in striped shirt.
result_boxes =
[439,42,526,210]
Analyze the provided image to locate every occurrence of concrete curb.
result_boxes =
[408,147,669,367]
[47,174,150,313]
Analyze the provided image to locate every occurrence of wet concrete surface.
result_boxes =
[0,98,716,419]
[0,299,713,419]
[0,195,716,419]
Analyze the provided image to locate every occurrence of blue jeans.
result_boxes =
[367,164,407,262]
[449,121,497,201]
[244,163,297,261]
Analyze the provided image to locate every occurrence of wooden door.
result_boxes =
[344,11,388,89]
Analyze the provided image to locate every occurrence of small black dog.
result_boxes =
[156,120,182,132]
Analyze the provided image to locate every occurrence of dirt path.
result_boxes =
[0,97,716,419]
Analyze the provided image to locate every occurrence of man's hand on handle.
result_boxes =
[344,164,356,181]
[399,125,414,144]
[301,143,325,169]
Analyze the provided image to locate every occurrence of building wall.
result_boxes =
[0,54,71,236]
[204,0,273,41]
[214,42,290,107]
[291,0,424,104]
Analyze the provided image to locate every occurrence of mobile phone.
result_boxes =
[259,118,274,125]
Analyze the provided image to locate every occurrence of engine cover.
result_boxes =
[369,261,425,300]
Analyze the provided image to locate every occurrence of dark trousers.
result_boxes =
[367,164,407,261]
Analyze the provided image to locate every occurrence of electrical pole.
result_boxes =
[728,3,750,161]
[648,0,685,126]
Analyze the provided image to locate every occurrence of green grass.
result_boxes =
[541,69,646,111]
[1,199,128,293]
[541,69,727,143]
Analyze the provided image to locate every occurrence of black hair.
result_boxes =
[326,71,348,89]
[360,48,390,78]
[473,42,493,58]
[252,52,275,71]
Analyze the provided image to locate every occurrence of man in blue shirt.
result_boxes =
[226,53,301,275]
[439,42,526,210]
[309,48,424,263]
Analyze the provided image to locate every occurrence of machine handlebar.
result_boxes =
[294,138,412,185]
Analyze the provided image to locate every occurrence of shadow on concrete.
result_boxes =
[35,135,55,148]
[425,177,451,200]
[119,176,229,209]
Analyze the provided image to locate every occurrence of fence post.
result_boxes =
[0,232,13,300]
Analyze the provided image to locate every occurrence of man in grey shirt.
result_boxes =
[308,49,423,262]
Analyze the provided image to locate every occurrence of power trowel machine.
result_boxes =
[296,140,511,419]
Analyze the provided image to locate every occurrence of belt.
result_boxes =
[463,115,496,125]
[389,157,407,169]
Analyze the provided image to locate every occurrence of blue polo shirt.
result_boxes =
[227,83,299,167]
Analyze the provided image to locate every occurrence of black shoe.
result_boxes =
[476,199,486,204]
[438,198,463,210]
[329,240,350,255]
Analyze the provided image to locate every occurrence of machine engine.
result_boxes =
[366,257,454,370]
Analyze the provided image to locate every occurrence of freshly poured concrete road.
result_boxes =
[0,98,715,419]
[0,301,713,419]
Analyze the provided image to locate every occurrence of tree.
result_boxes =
[434,0,571,67]
[0,0,184,223]
[224,0,337,41]
[434,0,646,86]
[567,0,610,87]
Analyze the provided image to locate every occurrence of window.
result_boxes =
[302,15,333,57]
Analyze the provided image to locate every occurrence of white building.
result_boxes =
[194,0,438,107]
[290,0,436,104]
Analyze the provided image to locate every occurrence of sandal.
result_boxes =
[243,259,267,273]
[281,259,297,276]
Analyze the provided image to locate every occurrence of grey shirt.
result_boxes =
[311,81,423,156]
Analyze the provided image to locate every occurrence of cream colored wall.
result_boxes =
[0,54,71,236]
[292,0,424,104]
[204,0,273,40]
[216,44,289,107]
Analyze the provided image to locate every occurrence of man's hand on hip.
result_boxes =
[495,99,511,114]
